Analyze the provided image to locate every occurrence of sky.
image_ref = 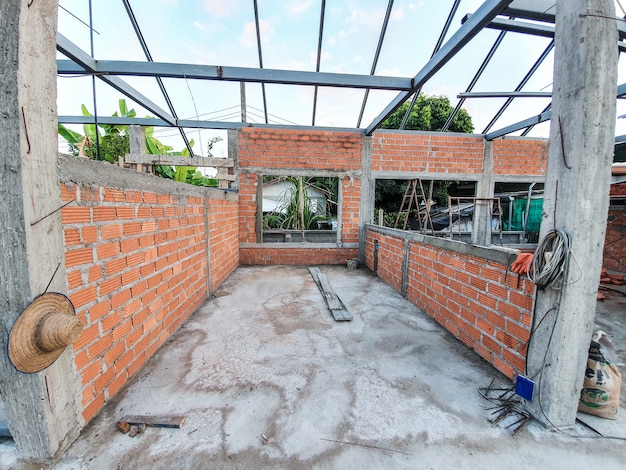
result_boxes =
[56,1,626,158]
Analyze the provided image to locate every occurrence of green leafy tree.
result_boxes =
[376,94,474,225]
[58,99,218,188]
[381,93,474,133]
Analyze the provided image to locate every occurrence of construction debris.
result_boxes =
[117,415,185,436]
[479,380,532,437]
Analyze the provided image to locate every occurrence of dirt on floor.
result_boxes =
[1,265,625,469]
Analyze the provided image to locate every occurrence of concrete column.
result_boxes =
[525,0,618,427]
[0,0,83,461]
[472,141,494,246]
[358,136,374,261]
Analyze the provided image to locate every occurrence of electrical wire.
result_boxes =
[528,229,570,289]
[521,229,626,441]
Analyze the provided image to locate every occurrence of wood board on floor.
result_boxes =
[308,267,352,321]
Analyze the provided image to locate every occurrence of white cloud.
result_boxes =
[286,0,313,17]
[408,1,425,12]
[391,8,404,21]
[309,50,332,67]
[327,36,336,46]
[239,18,275,47]
[202,0,238,18]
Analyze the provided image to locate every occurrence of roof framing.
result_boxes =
[55,0,625,141]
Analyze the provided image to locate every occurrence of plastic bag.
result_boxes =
[578,331,621,419]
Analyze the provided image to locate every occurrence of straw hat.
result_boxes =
[8,293,83,373]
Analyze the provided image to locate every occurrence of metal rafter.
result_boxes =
[312,0,326,126]
[487,83,626,139]
[356,0,394,128]
[459,91,552,98]
[441,29,507,132]
[253,0,268,124]
[366,0,513,136]
[121,0,192,155]
[400,0,462,130]
[57,34,176,126]
[481,40,554,134]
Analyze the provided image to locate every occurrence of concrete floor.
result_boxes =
[1,265,625,469]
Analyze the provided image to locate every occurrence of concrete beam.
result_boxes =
[0,1,82,461]
[525,0,618,427]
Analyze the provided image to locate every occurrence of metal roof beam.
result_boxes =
[365,0,513,136]
[481,40,554,133]
[458,91,552,98]
[471,14,626,43]
[312,0,326,126]
[400,0,462,130]
[253,0,268,124]
[57,34,176,126]
[501,0,556,22]
[356,0,395,127]
[485,110,551,140]
[56,60,414,90]
[121,0,192,155]
[488,83,626,139]
[57,115,365,133]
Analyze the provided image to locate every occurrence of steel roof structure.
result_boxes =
[56,0,626,156]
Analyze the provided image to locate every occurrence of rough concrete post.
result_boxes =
[359,136,374,261]
[129,125,147,172]
[525,0,618,427]
[472,141,494,246]
[0,0,82,461]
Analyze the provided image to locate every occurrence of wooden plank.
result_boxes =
[309,268,341,310]
[125,154,234,168]
[308,268,352,321]
[119,415,185,428]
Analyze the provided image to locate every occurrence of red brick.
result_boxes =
[62,206,91,224]
[70,286,97,309]
[111,289,131,309]
[66,247,93,268]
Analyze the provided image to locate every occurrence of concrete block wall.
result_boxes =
[364,225,534,380]
[59,156,239,422]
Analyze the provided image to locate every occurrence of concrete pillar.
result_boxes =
[472,141,494,246]
[525,0,618,427]
[358,136,374,261]
[0,0,83,461]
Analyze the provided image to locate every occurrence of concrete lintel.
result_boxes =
[371,171,480,182]
[365,224,518,266]
[239,168,350,178]
[59,154,238,202]
[240,242,359,249]
[493,175,546,183]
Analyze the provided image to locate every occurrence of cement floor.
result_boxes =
[1,265,625,469]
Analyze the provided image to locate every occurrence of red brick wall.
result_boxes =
[364,227,535,380]
[61,181,238,423]
[492,138,548,176]
[209,197,240,290]
[604,205,626,275]
[240,246,357,265]
[237,128,363,264]
[238,128,362,171]
[371,132,485,174]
